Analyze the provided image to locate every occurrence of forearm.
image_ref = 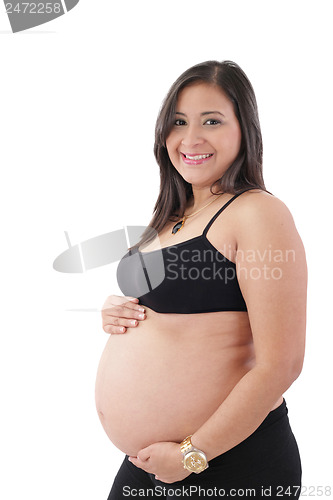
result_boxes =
[191,364,300,462]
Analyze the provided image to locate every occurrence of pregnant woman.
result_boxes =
[95,60,307,499]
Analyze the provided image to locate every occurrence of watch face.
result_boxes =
[184,451,207,473]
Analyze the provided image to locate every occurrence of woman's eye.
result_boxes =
[205,119,221,125]
[174,119,187,126]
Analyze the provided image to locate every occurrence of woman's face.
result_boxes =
[166,82,242,190]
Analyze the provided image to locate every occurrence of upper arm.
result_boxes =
[236,192,307,379]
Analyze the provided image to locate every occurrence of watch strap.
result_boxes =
[180,435,193,455]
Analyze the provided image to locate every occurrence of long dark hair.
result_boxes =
[133,60,267,249]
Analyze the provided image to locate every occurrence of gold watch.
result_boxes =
[180,435,208,473]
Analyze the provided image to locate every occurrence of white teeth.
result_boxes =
[184,153,213,160]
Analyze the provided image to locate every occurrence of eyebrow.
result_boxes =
[175,111,225,117]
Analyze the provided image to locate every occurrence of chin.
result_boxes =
[181,173,216,187]
[177,168,204,181]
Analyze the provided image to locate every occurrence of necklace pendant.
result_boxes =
[172,217,186,234]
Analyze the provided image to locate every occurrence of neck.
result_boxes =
[188,186,222,211]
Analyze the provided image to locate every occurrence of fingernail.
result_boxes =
[130,320,138,326]
[139,313,145,319]
[139,307,145,312]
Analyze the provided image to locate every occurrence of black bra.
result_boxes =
[116,191,251,314]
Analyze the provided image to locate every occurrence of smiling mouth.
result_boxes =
[181,153,214,160]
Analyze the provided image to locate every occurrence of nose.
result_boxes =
[181,124,205,148]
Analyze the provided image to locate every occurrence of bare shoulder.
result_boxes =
[236,189,292,215]
[235,189,296,231]
[234,189,304,251]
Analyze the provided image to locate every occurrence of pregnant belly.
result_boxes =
[95,313,254,456]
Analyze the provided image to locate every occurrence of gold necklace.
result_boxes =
[171,194,224,234]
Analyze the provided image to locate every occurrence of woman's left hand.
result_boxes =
[128,441,191,484]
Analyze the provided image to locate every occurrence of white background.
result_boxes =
[0,1,332,498]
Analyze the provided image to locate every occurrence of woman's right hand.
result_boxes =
[101,295,146,334]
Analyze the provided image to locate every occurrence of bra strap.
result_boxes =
[202,189,253,236]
